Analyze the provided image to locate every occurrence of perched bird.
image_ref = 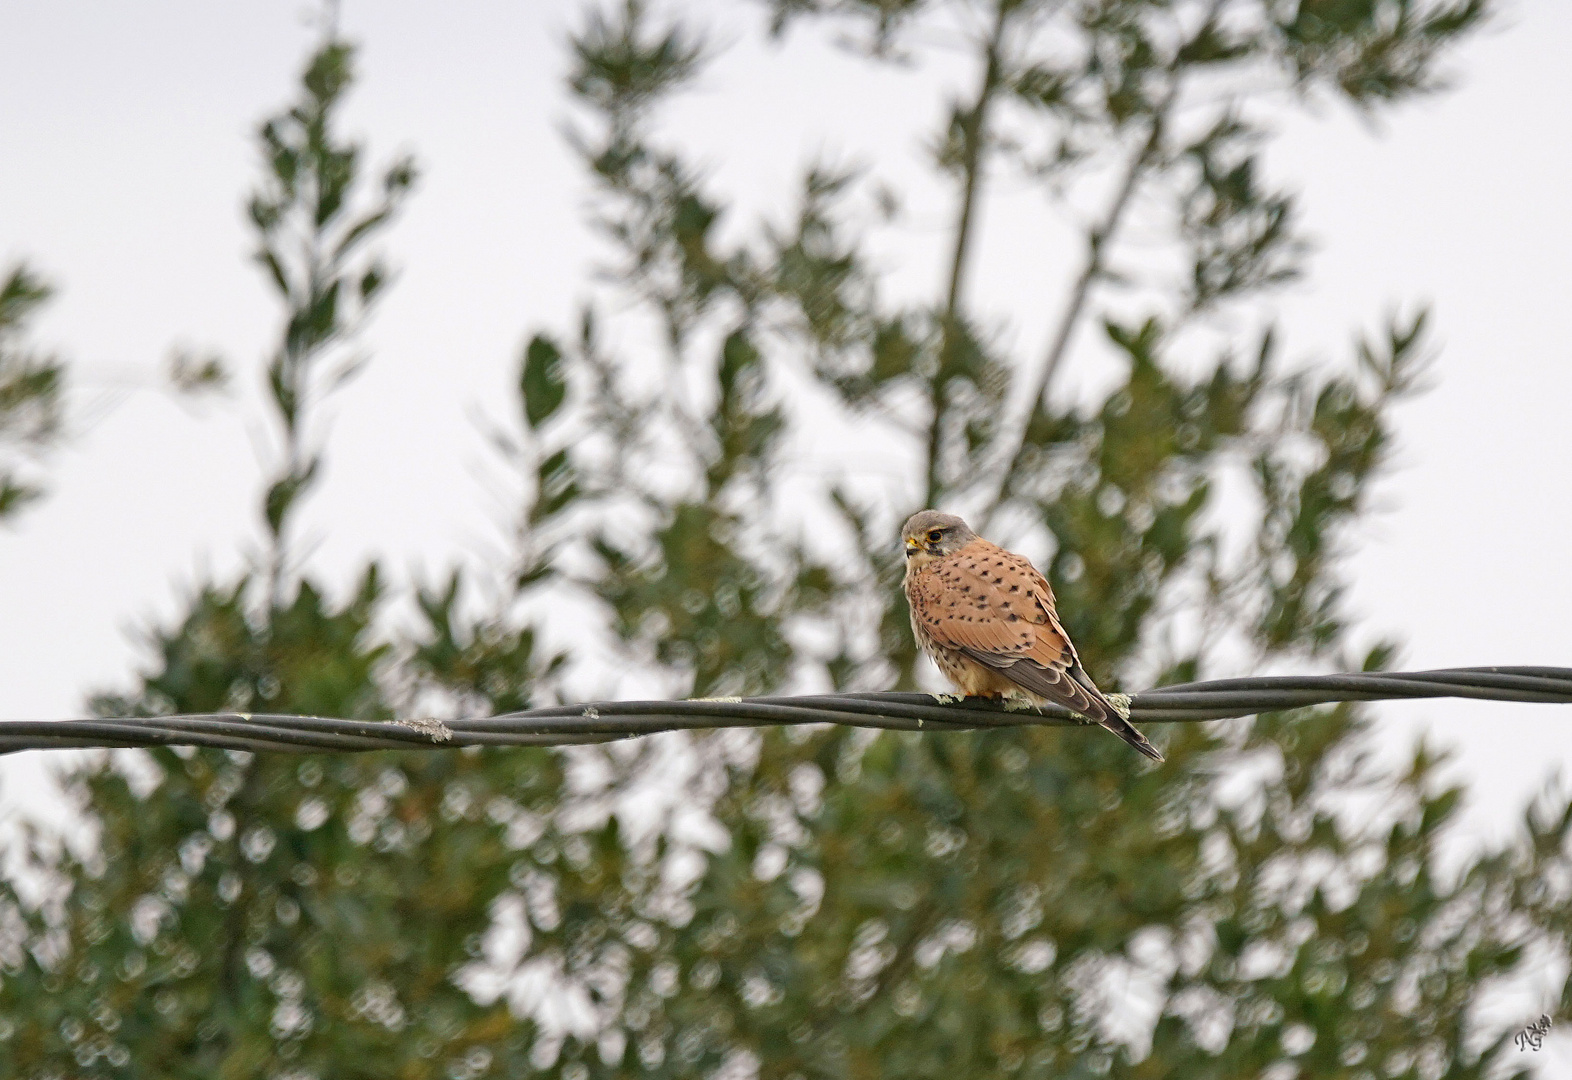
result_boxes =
[901,510,1163,762]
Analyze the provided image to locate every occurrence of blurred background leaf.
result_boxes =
[0,265,65,522]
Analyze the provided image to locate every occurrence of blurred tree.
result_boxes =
[6,1,1572,1080]
[0,37,556,1080]
[494,2,1570,1078]
[0,264,65,521]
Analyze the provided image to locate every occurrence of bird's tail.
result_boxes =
[1098,711,1163,762]
[1072,671,1163,762]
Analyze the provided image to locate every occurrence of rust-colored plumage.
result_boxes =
[901,510,1162,762]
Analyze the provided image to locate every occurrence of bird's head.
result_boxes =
[901,510,978,567]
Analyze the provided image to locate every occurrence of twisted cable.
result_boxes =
[1,666,1566,755]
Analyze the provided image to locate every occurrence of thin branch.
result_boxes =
[925,1,1012,510]
[978,77,1181,531]
[977,0,1238,530]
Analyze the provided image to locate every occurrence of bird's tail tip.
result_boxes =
[1101,713,1163,762]
[1130,735,1165,763]
[1071,673,1160,761]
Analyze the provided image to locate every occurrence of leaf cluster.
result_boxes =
[0,265,65,521]
[247,41,417,572]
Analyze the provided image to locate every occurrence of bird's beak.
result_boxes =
[903,538,920,556]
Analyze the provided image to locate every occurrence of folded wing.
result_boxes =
[912,540,1163,762]
[912,540,1106,719]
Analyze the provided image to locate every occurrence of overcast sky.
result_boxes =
[4,0,1572,1036]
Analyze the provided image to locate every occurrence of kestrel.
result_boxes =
[901,510,1163,762]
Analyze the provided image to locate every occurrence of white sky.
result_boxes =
[3,0,1572,1053]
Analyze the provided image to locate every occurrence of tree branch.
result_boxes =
[924,1,1011,511]
[977,76,1181,532]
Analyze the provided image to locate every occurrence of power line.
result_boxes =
[1,666,1566,756]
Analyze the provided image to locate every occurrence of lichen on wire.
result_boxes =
[1,667,1568,756]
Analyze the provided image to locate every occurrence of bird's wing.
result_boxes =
[911,540,1165,762]
[913,540,1105,720]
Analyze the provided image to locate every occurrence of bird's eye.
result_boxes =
[927,529,943,543]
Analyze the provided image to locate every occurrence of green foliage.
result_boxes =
[167,347,232,398]
[0,573,563,1078]
[521,336,568,430]
[0,264,65,521]
[247,38,416,595]
[3,2,1567,1079]
[0,36,542,1079]
[521,701,1539,1080]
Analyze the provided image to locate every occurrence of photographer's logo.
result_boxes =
[1516,1015,1552,1052]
